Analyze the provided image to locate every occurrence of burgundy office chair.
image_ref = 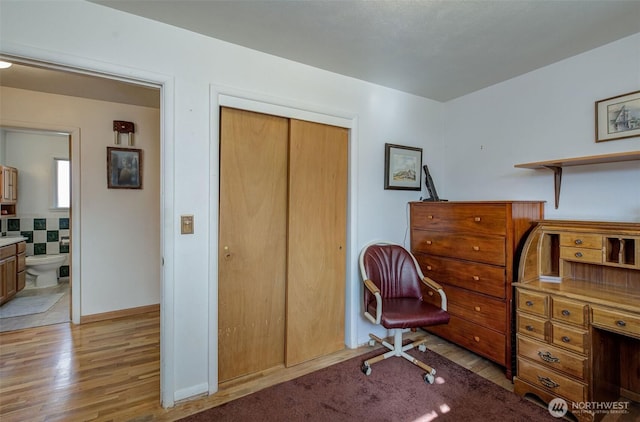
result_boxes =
[359,241,450,383]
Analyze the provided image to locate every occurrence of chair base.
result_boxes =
[361,329,436,384]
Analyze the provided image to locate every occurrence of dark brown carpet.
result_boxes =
[179,347,555,421]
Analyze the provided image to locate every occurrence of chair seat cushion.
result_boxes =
[369,298,450,329]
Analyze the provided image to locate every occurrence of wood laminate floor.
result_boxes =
[0,311,636,421]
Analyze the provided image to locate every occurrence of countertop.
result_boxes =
[0,236,27,247]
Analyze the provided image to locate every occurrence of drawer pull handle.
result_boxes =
[537,376,560,389]
[561,336,571,343]
[575,239,583,245]
[616,320,627,327]
[561,309,571,317]
[426,265,432,271]
[473,246,480,251]
[525,325,534,331]
[472,275,480,281]
[575,252,583,258]
[538,351,560,363]
[428,215,433,219]
[428,291,434,296]
[426,240,432,245]
[526,300,534,307]
[474,217,481,222]
[473,336,480,342]
[474,306,481,312]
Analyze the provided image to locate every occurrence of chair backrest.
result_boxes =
[360,243,423,307]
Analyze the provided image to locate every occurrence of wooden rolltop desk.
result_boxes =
[513,220,640,422]
[409,201,545,379]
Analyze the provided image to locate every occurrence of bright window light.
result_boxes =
[54,158,70,209]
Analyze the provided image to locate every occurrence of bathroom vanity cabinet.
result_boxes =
[0,165,18,217]
[0,239,27,305]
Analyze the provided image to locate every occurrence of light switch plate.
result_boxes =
[181,215,194,234]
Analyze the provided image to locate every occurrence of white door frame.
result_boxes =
[0,46,175,407]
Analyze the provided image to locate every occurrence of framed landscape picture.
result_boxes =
[595,90,640,142]
[107,147,143,189]
[384,143,422,190]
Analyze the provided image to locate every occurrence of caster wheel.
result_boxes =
[418,344,427,352]
[361,362,371,376]
[368,339,376,347]
[424,373,435,384]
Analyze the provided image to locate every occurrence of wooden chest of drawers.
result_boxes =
[410,201,544,378]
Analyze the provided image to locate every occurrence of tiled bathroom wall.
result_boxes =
[1,217,70,278]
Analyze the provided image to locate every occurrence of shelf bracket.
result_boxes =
[543,165,562,209]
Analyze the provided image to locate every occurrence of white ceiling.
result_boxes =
[89,0,640,102]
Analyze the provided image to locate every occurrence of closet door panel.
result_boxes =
[286,119,348,366]
[218,107,288,382]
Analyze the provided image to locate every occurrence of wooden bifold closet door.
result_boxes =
[218,107,347,382]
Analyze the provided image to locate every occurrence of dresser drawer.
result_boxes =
[591,306,640,340]
[517,335,587,380]
[551,297,587,327]
[17,241,26,254]
[560,246,603,264]
[410,203,507,235]
[444,285,507,333]
[551,323,588,354]
[517,358,587,403]
[560,233,602,249]
[412,230,505,266]
[415,253,506,298]
[517,312,547,341]
[425,314,506,364]
[517,289,548,318]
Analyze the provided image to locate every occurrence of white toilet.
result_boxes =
[25,254,67,288]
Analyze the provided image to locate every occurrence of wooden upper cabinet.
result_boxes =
[0,166,18,217]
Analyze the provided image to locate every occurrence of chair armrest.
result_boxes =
[364,279,380,295]
[422,276,448,311]
[363,279,382,324]
[421,276,442,291]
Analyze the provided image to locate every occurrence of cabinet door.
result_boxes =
[0,259,7,304]
[5,256,17,298]
[218,107,289,382]
[286,119,348,366]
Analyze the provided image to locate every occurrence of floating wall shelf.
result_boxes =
[515,151,640,209]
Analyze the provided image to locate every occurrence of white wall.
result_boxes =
[4,130,68,217]
[0,87,161,316]
[0,0,444,404]
[443,33,640,221]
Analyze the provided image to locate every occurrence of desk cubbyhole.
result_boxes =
[605,237,636,266]
[540,233,560,278]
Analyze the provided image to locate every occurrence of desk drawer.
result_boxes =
[560,233,602,249]
[445,285,507,333]
[412,230,505,266]
[517,358,587,403]
[410,203,507,235]
[517,289,548,318]
[415,254,506,298]
[552,297,587,327]
[551,323,588,355]
[517,312,547,342]
[591,306,640,340]
[560,246,602,264]
[517,335,587,380]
